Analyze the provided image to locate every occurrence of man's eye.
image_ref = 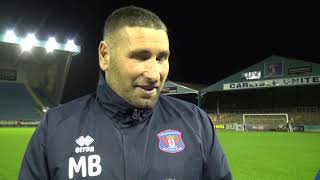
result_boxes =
[156,55,168,61]
[129,52,151,60]
[136,54,150,60]
[156,52,169,62]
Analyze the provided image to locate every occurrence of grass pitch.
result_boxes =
[217,130,320,180]
[0,128,319,180]
[0,128,35,180]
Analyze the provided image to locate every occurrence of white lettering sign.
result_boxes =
[223,75,320,90]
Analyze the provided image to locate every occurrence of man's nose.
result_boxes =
[143,59,160,82]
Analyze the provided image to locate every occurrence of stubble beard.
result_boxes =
[106,70,162,109]
[127,90,161,109]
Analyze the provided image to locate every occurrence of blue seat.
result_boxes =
[0,82,41,121]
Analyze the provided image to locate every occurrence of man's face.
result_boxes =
[102,27,170,109]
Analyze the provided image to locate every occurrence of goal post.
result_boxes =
[243,113,289,131]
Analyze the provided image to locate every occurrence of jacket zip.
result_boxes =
[132,109,139,120]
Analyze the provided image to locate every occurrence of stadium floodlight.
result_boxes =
[45,37,58,53]
[65,39,77,52]
[0,30,81,54]
[4,30,17,43]
[20,33,38,52]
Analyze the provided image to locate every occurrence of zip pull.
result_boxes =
[132,109,138,119]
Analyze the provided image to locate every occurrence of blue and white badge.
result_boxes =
[157,129,185,153]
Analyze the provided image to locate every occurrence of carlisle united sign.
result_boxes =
[223,75,320,90]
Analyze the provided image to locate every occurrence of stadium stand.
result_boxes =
[0,81,41,126]
[201,55,320,131]
[162,80,205,106]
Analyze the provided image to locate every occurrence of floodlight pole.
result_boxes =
[58,52,74,104]
[216,93,220,121]
[197,90,201,107]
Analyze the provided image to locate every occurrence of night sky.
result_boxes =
[1,1,320,102]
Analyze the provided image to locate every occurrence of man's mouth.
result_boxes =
[138,85,158,91]
[136,85,159,96]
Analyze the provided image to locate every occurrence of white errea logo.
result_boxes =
[69,135,102,179]
[75,135,95,153]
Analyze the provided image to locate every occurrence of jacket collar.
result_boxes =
[96,72,153,127]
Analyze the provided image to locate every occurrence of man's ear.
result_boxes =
[98,41,110,71]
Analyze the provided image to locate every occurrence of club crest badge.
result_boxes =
[157,129,185,153]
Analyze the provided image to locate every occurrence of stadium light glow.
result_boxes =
[45,37,58,53]
[4,30,17,43]
[0,29,81,54]
[65,39,77,52]
[20,33,38,52]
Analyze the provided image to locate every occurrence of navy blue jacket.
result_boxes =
[19,75,232,180]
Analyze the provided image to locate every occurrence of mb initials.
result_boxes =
[69,155,101,179]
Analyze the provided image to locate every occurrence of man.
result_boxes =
[19,6,232,180]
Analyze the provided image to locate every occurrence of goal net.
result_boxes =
[243,113,289,131]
